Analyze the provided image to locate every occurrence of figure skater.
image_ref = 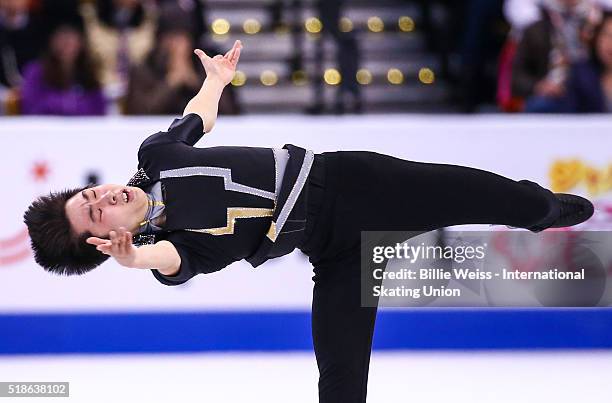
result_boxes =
[23,40,594,403]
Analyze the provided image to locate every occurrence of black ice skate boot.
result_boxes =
[518,180,595,233]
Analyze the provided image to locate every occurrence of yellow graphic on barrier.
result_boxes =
[550,159,612,196]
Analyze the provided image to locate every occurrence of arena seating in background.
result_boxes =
[206,0,452,113]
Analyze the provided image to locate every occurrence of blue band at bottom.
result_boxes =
[1,309,611,355]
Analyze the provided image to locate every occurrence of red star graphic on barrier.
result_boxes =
[31,161,50,182]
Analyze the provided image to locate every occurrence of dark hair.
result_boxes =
[41,23,101,91]
[23,186,109,276]
[589,10,612,71]
[156,2,197,39]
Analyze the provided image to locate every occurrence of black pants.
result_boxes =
[298,151,553,403]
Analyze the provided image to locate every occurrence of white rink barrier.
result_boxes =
[1,115,611,313]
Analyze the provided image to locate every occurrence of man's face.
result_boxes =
[65,184,149,238]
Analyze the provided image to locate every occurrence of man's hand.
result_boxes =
[86,227,138,268]
[194,40,242,86]
[182,41,242,132]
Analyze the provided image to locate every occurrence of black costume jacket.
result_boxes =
[125,114,315,285]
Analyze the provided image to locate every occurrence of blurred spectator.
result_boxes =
[41,0,83,31]
[79,0,156,95]
[456,0,506,112]
[414,0,461,82]
[416,0,506,113]
[505,0,612,36]
[155,0,208,44]
[498,0,541,112]
[0,0,45,90]
[504,0,542,37]
[124,2,240,115]
[563,11,612,112]
[269,0,305,90]
[267,0,362,114]
[307,0,362,114]
[20,20,106,115]
[124,3,199,114]
[511,0,600,112]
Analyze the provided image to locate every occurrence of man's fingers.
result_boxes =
[225,40,241,59]
[94,228,133,258]
[230,41,242,63]
[94,228,130,256]
[117,228,125,251]
[87,237,108,246]
[122,230,131,254]
[224,44,234,59]
[109,230,121,254]
[194,49,210,61]
[231,46,241,66]
[96,243,111,254]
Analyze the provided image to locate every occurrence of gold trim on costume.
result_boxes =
[185,207,274,235]
[266,221,277,241]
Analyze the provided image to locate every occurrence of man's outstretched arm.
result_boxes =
[87,228,181,276]
[184,40,242,133]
